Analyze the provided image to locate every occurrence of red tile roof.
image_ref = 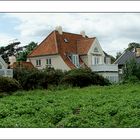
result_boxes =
[11,62,34,69]
[28,30,95,69]
[77,38,95,55]
[28,31,58,57]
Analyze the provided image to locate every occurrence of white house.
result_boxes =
[28,26,118,82]
[0,56,13,77]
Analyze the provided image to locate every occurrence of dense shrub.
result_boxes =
[0,76,22,93]
[61,68,110,87]
[123,59,140,82]
[43,67,66,86]
[14,67,110,90]
[13,68,48,90]
[13,67,65,90]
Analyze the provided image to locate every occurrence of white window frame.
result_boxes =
[106,57,111,64]
[94,56,100,65]
[36,59,41,67]
[46,58,52,67]
[72,54,79,68]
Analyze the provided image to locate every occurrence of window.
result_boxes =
[36,59,41,66]
[94,57,100,65]
[106,57,111,64]
[46,58,51,66]
[72,54,79,68]
[64,38,68,43]
[94,47,99,52]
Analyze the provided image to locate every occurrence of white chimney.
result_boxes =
[55,26,63,35]
[80,30,86,38]
[9,55,16,65]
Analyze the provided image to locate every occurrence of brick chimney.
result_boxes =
[80,30,86,38]
[55,26,63,35]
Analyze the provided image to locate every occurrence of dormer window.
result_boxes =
[68,54,80,68]
[64,38,68,43]
[72,54,80,68]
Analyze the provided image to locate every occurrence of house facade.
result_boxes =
[28,26,118,82]
[0,56,13,77]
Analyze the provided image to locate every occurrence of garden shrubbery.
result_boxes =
[13,67,110,91]
[61,68,110,87]
[123,59,140,83]
[13,67,65,90]
[0,76,22,93]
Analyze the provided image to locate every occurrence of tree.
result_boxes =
[126,42,140,51]
[0,41,21,63]
[16,41,37,62]
[116,51,122,60]
[110,55,115,63]
[123,58,140,82]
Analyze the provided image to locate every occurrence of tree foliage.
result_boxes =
[126,42,140,51]
[0,41,21,63]
[16,42,37,62]
[123,59,140,82]
[116,51,122,60]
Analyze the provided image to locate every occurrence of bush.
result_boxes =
[123,59,140,82]
[61,68,110,87]
[0,76,22,93]
[13,67,66,90]
[13,68,48,90]
[43,67,66,86]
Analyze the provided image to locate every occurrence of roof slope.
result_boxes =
[28,31,58,57]
[77,38,95,55]
[0,55,8,69]
[114,50,140,65]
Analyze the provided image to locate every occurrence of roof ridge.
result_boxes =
[77,37,96,41]
[58,31,83,36]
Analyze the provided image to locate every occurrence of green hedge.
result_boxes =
[0,76,22,93]
[13,67,65,90]
[61,68,110,87]
[13,67,110,90]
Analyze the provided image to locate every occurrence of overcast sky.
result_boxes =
[1,13,140,57]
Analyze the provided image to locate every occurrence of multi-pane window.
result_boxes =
[36,59,41,66]
[106,57,111,64]
[72,54,79,68]
[46,58,51,66]
[94,57,100,65]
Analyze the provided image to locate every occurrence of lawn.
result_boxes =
[0,83,140,128]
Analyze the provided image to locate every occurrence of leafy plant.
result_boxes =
[0,76,22,93]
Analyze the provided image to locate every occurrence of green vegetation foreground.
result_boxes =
[0,84,140,128]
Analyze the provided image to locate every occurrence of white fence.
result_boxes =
[0,69,13,78]
[91,64,118,72]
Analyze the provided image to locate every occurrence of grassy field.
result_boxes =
[0,83,140,128]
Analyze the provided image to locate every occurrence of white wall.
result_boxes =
[28,54,70,71]
[98,72,119,83]
[87,38,105,68]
